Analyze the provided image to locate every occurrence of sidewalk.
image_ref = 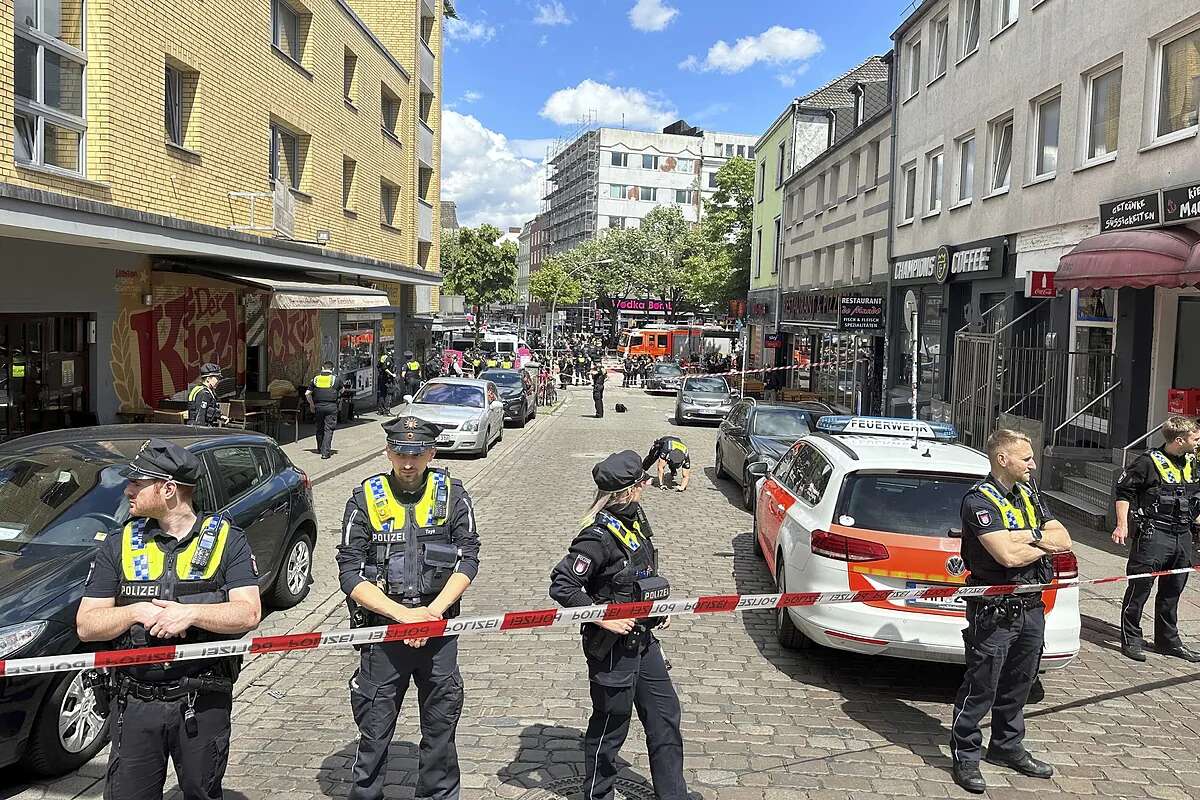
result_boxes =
[277,411,392,488]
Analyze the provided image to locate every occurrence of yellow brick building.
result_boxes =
[0,0,444,435]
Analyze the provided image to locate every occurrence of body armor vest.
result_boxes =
[311,371,338,404]
[1145,450,1200,529]
[963,481,1050,586]
[589,512,658,604]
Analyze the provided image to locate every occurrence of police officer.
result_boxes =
[308,360,342,460]
[949,429,1072,794]
[399,350,424,399]
[590,361,606,418]
[549,451,688,800]
[186,363,224,427]
[1112,415,1200,662]
[575,351,589,387]
[642,436,691,492]
[377,355,398,416]
[469,349,485,378]
[336,416,481,800]
[76,440,261,800]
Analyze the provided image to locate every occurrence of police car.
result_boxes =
[748,417,1080,667]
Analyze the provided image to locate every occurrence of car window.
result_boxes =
[772,444,799,488]
[787,444,833,506]
[839,473,977,537]
[631,336,643,346]
[253,447,274,476]
[210,447,269,503]
[751,408,812,437]
[657,335,668,347]
[684,376,729,393]
[415,383,484,408]
[482,371,523,388]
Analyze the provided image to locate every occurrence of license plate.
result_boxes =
[436,437,453,445]
[904,581,965,611]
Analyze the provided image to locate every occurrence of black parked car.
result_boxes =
[0,425,318,776]
[480,368,536,427]
[715,400,834,510]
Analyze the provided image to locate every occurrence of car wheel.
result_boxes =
[742,470,756,511]
[268,531,313,608]
[775,559,808,650]
[22,670,110,777]
[516,410,527,428]
[715,445,728,479]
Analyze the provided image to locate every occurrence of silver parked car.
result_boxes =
[675,374,738,425]
[645,362,684,393]
[399,377,505,457]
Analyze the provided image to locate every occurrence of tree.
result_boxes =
[696,156,756,311]
[441,224,518,342]
[528,255,583,308]
[637,205,693,323]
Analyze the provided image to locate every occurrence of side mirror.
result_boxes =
[490,400,504,410]
[403,394,414,404]
[730,389,741,398]
[746,461,769,479]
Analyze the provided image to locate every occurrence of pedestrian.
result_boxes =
[640,356,652,387]
[308,360,343,460]
[622,355,633,388]
[76,439,261,800]
[949,428,1073,794]
[642,435,691,492]
[549,450,687,800]
[399,350,423,399]
[576,352,589,387]
[377,355,397,416]
[1112,415,1200,662]
[186,363,225,427]
[591,361,606,418]
[336,416,481,800]
[561,355,574,389]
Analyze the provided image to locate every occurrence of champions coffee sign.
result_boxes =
[839,295,885,332]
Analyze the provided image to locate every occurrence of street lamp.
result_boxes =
[548,258,611,364]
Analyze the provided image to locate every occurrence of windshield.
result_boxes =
[684,377,729,393]
[0,442,146,548]
[494,341,515,353]
[837,473,978,538]
[653,364,682,376]
[482,371,523,388]
[450,339,473,352]
[415,383,484,408]
[751,408,812,437]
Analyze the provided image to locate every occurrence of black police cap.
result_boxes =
[198,362,221,378]
[592,450,651,493]
[383,416,441,454]
[123,438,203,486]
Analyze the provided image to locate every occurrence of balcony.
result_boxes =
[419,39,435,94]
[418,199,434,243]
[418,119,434,168]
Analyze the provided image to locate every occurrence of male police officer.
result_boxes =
[336,416,481,800]
[378,355,398,416]
[308,360,342,460]
[186,363,224,427]
[590,361,606,418]
[949,429,1072,794]
[1113,415,1200,662]
[400,350,424,399]
[642,435,691,492]
[76,440,261,800]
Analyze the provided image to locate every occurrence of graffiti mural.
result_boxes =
[268,310,321,389]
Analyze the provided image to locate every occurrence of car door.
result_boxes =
[720,403,748,478]
[730,403,754,480]
[777,444,835,577]
[757,444,799,573]
[205,444,290,584]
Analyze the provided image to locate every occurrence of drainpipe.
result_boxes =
[883,47,899,415]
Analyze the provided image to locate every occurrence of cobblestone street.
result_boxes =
[6,382,1200,800]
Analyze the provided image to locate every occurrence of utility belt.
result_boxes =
[86,667,233,724]
[966,593,1043,623]
[582,575,670,660]
[1133,513,1195,541]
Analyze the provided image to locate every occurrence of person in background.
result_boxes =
[186,363,225,427]
[377,355,397,417]
[590,362,606,418]
[308,360,343,460]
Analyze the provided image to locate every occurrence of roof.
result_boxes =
[797,55,890,110]
[427,377,492,387]
[808,435,989,475]
[0,425,273,454]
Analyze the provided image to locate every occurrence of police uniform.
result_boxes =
[186,363,222,427]
[549,451,687,800]
[949,476,1055,792]
[1116,447,1200,661]
[642,437,690,484]
[309,367,343,459]
[335,417,481,800]
[591,364,606,418]
[82,441,258,800]
[400,351,424,398]
[378,357,397,415]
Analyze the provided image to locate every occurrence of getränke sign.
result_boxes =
[1099,192,1162,232]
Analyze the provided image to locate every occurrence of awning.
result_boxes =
[1057,227,1200,290]
[188,267,391,310]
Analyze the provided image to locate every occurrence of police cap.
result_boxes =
[383,416,441,454]
[592,450,651,493]
[198,362,221,378]
[123,438,203,486]
[404,350,414,357]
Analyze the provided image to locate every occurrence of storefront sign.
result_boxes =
[781,291,838,326]
[838,296,885,332]
[892,244,1000,285]
[1163,181,1200,225]
[1025,270,1056,298]
[614,298,673,313]
[1099,192,1161,231]
[764,333,784,349]
[381,318,395,340]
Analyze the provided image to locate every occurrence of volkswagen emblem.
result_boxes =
[945,555,967,577]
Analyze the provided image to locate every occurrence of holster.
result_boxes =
[82,669,112,719]
[583,625,621,660]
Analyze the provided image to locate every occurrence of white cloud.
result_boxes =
[533,1,572,26]
[680,26,824,74]
[462,90,484,103]
[440,110,544,230]
[775,63,811,87]
[510,138,556,160]
[537,34,549,47]
[629,0,679,32]
[445,16,497,43]
[540,79,677,129]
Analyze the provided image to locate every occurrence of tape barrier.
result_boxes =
[4,565,1197,678]
[680,358,867,378]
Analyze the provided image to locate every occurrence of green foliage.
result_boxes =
[697,156,756,308]
[528,255,583,307]
[441,224,518,336]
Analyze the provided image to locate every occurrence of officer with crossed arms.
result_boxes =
[337,415,481,800]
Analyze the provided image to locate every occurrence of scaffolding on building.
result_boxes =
[542,112,600,255]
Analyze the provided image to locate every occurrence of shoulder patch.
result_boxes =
[572,554,592,576]
[976,509,992,527]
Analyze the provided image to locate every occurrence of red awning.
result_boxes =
[1057,227,1200,290]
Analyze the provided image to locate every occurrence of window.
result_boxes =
[609,184,627,199]
[754,228,763,276]
[269,124,300,189]
[815,174,826,210]
[611,151,628,167]
[1067,288,1118,429]
[674,189,695,204]
[901,163,917,222]
[776,140,786,185]
[747,145,756,159]
[344,48,358,102]
[164,65,183,145]
[272,0,302,62]
[853,86,865,126]
[988,115,1013,192]
[210,447,269,502]
[996,0,1018,31]
[906,37,922,98]
[848,151,860,197]
[868,139,881,187]
[725,143,734,157]
[960,0,981,58]
[676,158,694,174]
[956,135,975,202]
[786,445,832,506]
[342,157,356,210]
[608,216,626,229]
[829,163,841,206]
[931,13,949,79]
[638,186,657,201]
[381,84,402,141]
[926,149,942,213]
[707,172,718,188]
[642,154,659,170]
[380,179,400,226]
[772,217,782,274]
[1155,26,1200,139]
[1085,65,1122,161]
[737,145,746,157]
[758,161,766,202]
[1033,94,1061,178]
[13,0,87,174]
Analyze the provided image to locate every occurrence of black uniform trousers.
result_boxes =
[349,637,464,800]
[949,600,1045,765]
[104,690,232,800]
[1121,527,1194,649]
[314,402,338,457]
[593,389,604,418]
[583,634,687,800]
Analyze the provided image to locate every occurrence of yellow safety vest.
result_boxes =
[188,385,206,401]
[486,359,499,368]
[406,361,421,372]
[362,470,451,533]
[1149,450,1195,484]
[119,516,231,592]
[600,514,645,553]
[313,373,335,389]
[977,482,1040,530]
[668,439,688,455]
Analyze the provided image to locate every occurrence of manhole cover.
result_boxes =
[517,776,656,800]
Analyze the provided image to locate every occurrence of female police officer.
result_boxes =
[549,450,689,800]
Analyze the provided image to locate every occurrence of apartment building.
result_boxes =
[1,0,443,435]
[516,212,549,329]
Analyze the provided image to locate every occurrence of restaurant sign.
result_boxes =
[781,291,839,326]
[838,295,885,332]
[1163,181,1200,225]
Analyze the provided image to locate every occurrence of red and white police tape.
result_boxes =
[3,564,1197,678]
[678,358,867,378]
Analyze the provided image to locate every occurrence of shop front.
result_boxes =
[745,290,775,372]
[779,289,886,413]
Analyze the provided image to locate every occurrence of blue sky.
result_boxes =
[441,0,909,229]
